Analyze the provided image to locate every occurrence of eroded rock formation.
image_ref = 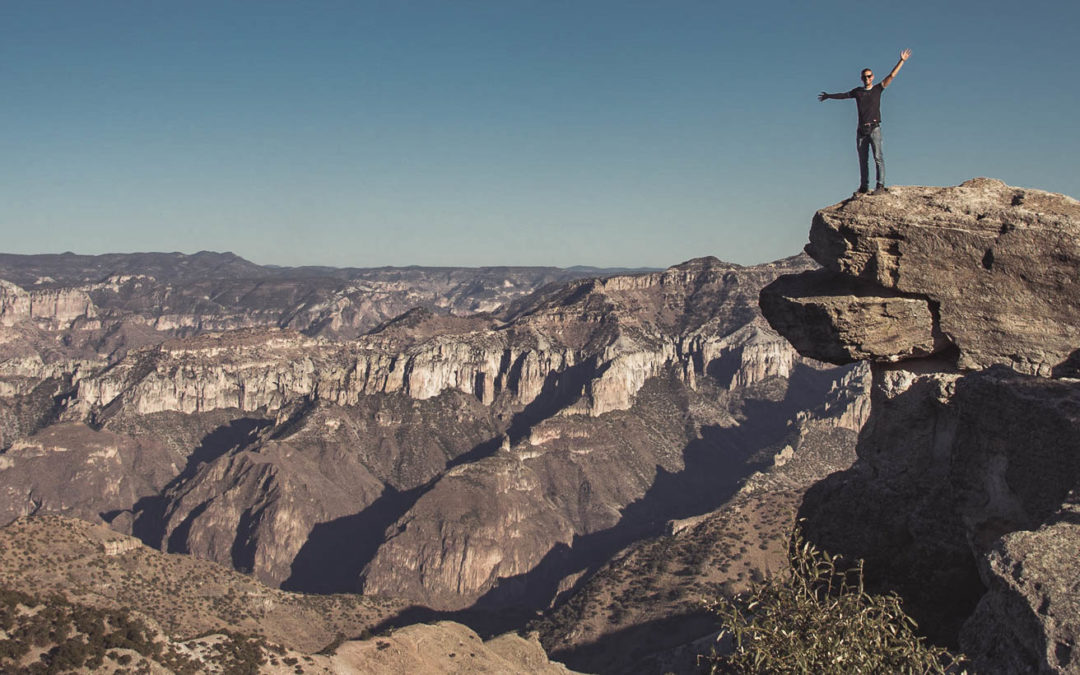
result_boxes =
[1,251,851,621]
[762,178,1080,375]
[761,179,1080,673]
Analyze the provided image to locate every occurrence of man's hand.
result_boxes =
[900,48,912,61]
[818,92,829,101]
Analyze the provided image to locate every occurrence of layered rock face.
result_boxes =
[762,178,1080,374]
[1,251,854,621]
[61,260,809,424]
[0,251,606,372]
[0,280,96,328]
[0,253,612,455]
[760,179,1080,673]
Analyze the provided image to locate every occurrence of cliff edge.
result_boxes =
[760,179,1080,674]
[761,178,1080,374]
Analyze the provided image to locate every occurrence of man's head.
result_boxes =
[861,68,874,87]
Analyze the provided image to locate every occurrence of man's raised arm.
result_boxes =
[882,48,911,88]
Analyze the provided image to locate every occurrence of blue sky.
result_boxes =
[2,1,1077,268]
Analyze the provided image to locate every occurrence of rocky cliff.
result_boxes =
[62,258,808,422]
[761,178,1080,374]
[760,179,1080,673]
[0,279,97,328]
[0,253,612,453]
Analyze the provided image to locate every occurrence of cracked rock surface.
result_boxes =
[759,268,942,363]
[762,178,1080,374]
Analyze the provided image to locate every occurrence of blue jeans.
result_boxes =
[857,125,884,187]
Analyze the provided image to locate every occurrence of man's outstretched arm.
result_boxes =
[882,48,911,88]
[818,91,853,101]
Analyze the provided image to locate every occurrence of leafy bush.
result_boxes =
[703,529,966,674]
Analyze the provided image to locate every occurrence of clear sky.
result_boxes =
[2,1,1077,269]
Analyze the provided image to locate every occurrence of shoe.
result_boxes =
[873,184,889,195]
[854,185,870,196]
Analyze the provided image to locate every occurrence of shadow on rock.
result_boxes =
[282,360,598,595]
[283,429,529,594]
[281,481,432,594]
[468,363,841,618]
[548,610,718,675]
[798,366,1080,647]
[124,417,272,549]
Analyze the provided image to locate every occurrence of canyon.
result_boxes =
[0,251,829,609]
[2,177,1076,672]
[0,247,858,671]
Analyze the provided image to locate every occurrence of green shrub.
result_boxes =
[703,529,966,674]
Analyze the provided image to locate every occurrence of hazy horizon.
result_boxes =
[0,247,690,272]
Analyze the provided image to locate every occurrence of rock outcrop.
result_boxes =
[797,366,1080,652]
[761,179,1080,673]
[762,178,1080,375]
[759,269,943,363]
[0,279,97,328]
[961,515,1080,674]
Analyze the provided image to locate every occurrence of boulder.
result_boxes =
[759,269,943,363]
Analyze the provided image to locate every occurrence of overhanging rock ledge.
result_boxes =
[760,178,1080,375]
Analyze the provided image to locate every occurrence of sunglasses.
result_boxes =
[862,74,874,79]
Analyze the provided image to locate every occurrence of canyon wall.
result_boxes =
[0,251,846,618]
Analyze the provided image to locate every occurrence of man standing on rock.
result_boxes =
[819,49,911,196]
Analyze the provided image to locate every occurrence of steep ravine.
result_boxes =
[1,253,843,625]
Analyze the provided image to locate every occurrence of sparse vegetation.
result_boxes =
[702,529,966,674]
[0,515,402,656]
[0,586,189,673]
[0,585,282,673]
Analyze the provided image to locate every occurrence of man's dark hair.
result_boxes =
[861,68,872,77]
